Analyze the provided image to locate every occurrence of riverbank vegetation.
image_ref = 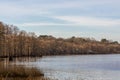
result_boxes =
[0,22,120,57]
[0,62,49,80]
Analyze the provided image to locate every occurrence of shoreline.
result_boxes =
[0,53,119,59]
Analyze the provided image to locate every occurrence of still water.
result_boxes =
[13,54,120,80]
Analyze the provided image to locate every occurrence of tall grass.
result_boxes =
[0,62,50,80]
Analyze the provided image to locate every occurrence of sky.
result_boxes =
[0,0,120,42]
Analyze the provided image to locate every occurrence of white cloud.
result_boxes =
[1,0,120,28]
[0,0,119,16]
[33,0,118,9]
[53,16,120,27]
[35,0,120,9]
[0,3,49,17]
[14,16,120,27]
[15,22,72,27]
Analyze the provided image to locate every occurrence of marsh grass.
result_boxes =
[0,78,51,80]
[0,62,50,80]
[0,77,51,80]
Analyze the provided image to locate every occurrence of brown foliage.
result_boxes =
[0,22,120,57]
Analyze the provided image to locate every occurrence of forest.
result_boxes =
[0,22,120,58]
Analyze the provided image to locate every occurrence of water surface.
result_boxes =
[13,54,120,80]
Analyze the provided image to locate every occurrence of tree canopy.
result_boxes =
[0,22,120,57]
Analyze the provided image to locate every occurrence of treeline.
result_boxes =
[0,22,41,57]
[0,22,120,57]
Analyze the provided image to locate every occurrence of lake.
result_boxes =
[12,54,120,80]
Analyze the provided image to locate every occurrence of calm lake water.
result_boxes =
[12,54,120,80]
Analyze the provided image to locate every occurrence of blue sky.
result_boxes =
[0,0,120,41]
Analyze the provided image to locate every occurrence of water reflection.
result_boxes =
[0,58,47,80]
[10,54,120,80]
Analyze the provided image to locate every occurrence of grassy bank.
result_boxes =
[0,63,50,80]
[0,77,50,80]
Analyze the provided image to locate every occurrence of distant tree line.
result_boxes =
[0,22,120,57]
